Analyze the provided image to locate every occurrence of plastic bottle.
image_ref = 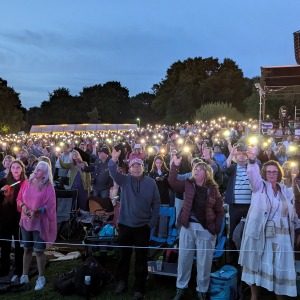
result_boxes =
[156,255,164,271]
[84,275,91,300]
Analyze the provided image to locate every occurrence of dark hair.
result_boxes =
[4,160,27,204]
[150,155,169,173]
[261,160,283,182]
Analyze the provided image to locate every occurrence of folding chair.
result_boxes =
[83,198,120,260]
[88,196,114,219]
[213,214,227,267]
[148,205,178,276]
[56,189,78,240]
[150,206,177,246]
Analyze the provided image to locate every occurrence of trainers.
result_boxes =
[11,275,19,284]
[20,275,29,284]
[113,280,127,295]
[35,276,46,291]
[132,291,144,300]
[173,288,185,300]
[197,291,207,300]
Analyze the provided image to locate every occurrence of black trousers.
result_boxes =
[117,223,150,294]
[0,226,23,276]
[228,204,250,262]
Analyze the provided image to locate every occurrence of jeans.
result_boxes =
[117,223,151,293]
[21,228,46,251]
[92,188,110,198]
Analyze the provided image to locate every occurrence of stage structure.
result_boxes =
[30,123,138,135]
[257,65,300,135]
[294,30,300,65]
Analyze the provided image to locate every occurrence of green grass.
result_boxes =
[0,243,286,300]
[1,249,178,300]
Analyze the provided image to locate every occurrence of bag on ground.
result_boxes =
[54,268,77,295]
[73,256,113,297]
[209,265,238,300]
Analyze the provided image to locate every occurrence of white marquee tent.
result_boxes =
[30,123,138,135]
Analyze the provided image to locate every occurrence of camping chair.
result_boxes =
[88,196,115,222]
[56,189,78,240]
[148,206,178,260]
[150,206,177,246]
[83,197,120,260]
[147,205,178,275]
[212,214,227,267]
[77,197,116,240]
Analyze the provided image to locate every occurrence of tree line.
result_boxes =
[1,56,298,134]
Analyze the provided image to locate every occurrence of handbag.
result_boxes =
[265,220,275,238]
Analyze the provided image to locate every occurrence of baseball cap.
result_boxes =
[133,144,141,150]
[129,158,144,167]
[98,147,111,156]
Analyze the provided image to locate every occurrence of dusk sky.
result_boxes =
[1,0,299,109]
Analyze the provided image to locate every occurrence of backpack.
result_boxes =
[54,268,77,295]
[209,265,238,300]
[54,256,113,297]
[73,256,113,297]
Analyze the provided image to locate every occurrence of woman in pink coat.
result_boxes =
[16,161,56,291]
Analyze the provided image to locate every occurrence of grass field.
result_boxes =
[0,237,294,300]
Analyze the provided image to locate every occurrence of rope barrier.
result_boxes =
[1,237,300,253]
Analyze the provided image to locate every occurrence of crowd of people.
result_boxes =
[0,118,300,299]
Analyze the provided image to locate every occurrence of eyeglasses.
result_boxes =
[266,171,279,175]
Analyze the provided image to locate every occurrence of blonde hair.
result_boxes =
[71,150,83,164]
[29,161,53,190]
[3,155,15,167]
[191,162,217,187]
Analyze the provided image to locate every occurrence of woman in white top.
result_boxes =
[239,148,300,299]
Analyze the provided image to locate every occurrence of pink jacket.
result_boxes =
[17,180,57,245]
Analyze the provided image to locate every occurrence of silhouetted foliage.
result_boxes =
[193,102,244,122]
[152,57,251,124]
[0,82,26,133]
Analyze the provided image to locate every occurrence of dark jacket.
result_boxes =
[0,178,22,233]
[148,171,170,205]
[84,157,113,191]
[168,164,224,235]
[222,163,238,205]
[257,149,278,164]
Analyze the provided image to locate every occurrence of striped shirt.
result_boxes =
[234,165,252,204]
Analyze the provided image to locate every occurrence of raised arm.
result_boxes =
[59,157,72,170]
[108,148,125,186]
[168,156,185,193]
[247,147,263,192]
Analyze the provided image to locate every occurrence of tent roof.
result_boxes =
[30,123,138,134]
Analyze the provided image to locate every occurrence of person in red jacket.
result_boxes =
[169,157,224,300]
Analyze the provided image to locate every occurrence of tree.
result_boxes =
[80,81,130,123]
[130,92,160,124]
[193,102,244,122]
[0,82,26,133]
[87,107,101,123]
[27,88,86,125]
[152,57,251,123]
